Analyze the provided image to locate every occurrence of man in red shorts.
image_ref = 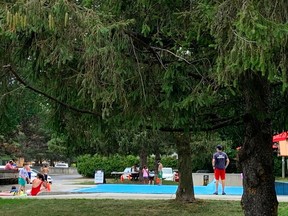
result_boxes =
[212,145,229,195]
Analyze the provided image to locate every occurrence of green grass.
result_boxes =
[0,199,239,216]
[275,177,288,182]
[0,199,287,216]
[75,181,95,185]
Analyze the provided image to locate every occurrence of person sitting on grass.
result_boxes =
[30,173,47,196]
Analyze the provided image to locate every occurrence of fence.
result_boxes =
[192,173,243,186]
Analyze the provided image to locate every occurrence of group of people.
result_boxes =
[129,146,229,194]
[5,160,50,196]
[4,145,229,196]
[130,161,163,185]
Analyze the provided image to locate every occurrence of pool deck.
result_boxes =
[1,175,288,202]
[1,192,288,202]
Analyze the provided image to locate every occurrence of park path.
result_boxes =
[1,174,288,202]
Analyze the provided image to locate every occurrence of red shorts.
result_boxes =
[214,169,226,180]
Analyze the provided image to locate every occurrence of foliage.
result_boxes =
[0,0,234,160]
[159,157,178,169]
[274,155,283,177]
[0,88,51,160]
[0,0,287,210]
[207,1,288,214]
[211,0,288,87]
[47,133,69,162]
[0,0,223,135]
[77,154,137,177]
[77,154,179,177]
[0,0,134,156]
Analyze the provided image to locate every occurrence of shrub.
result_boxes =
[77,154,180,177]
[77,154,139,177]
[274,155,282,177]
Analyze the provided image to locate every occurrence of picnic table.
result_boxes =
[110,171,124,180]
[110,171,140,181]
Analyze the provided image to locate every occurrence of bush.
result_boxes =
[77,154,139,178]
[77,154,179,178]
[77,154,96,178]
[274,155,283,177]
[160,157,178,169]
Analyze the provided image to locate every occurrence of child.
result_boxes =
[18,163,29,194]
[142,165,149,184]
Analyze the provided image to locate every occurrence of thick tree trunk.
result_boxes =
[175,133,195,202]
[239,72,278,215]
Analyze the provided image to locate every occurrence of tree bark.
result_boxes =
[239,72,278,215]
[175,133,195,202]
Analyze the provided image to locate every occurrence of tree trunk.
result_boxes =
[175,133,195,202]
[239,72,278,215]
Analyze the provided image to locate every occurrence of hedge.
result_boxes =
[77,154,178,178]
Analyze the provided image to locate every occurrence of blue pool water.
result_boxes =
[73,181,243,195]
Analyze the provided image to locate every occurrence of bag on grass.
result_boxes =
[156,177,160,184]
[46,183,51,192]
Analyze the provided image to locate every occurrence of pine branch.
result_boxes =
[125,30,217,86]
[3,64,101,117]
[145,115,242,133]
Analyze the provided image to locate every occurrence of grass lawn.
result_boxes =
[0,199,287,216]
[276,177,288,182]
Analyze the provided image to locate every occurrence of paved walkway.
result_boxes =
[1,175,288,202]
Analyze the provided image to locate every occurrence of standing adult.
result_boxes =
[212,145,230,195]
[41,164,49,182]
[157,160,163,185]
[18,163,29,194]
